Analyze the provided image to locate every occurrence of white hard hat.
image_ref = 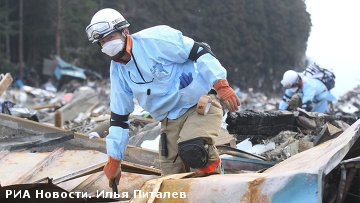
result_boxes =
[85,8,130,43]
[281,70,299,89]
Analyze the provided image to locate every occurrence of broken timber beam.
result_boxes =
[226,109,358,142]
[226,110,297,137]
[27,102,62,110]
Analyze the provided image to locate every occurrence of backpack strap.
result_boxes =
[188,42,216,61]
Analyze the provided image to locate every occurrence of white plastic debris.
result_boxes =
[236,138,275,155]
[338,103,358,114]
[236,138,253,151]
[132,102,150,118]
[140,135,160,151]
[246,142,276,155]
[88,132,101,139]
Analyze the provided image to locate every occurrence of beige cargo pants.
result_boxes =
[159,94,223,175]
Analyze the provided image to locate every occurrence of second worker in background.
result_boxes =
[278,67,336,113]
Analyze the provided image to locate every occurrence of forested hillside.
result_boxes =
[0,0,311,95]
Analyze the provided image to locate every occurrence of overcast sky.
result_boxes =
[305,0,360,98]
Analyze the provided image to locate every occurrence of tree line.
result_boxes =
[0,0,311,95]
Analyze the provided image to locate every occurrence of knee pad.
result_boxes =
[178,138,209,168]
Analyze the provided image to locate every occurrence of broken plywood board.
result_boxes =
[0,148,108,186]
[0,149,160,200]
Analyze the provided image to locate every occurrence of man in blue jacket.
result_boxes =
[86,8,241,187]
[278,70,336,112]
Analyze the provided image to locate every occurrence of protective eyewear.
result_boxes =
[86,21,113,42]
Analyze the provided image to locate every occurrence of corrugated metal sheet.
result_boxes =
[132,119,360,203]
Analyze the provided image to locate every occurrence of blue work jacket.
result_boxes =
[107,25,227,160]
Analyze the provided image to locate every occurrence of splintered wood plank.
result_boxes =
[122,160,161,175]
[15,148,65,184]
[52,162,106,185]
[0,73,13,96]
[26,150,108,183]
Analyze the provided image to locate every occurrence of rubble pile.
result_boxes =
[1,72,360,202]
[225,86,360,162]
[333,86,360,118]
[1,73,359,160]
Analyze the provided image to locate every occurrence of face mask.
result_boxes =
[101,39,124,57]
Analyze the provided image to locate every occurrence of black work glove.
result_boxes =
[302,101,312,112]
